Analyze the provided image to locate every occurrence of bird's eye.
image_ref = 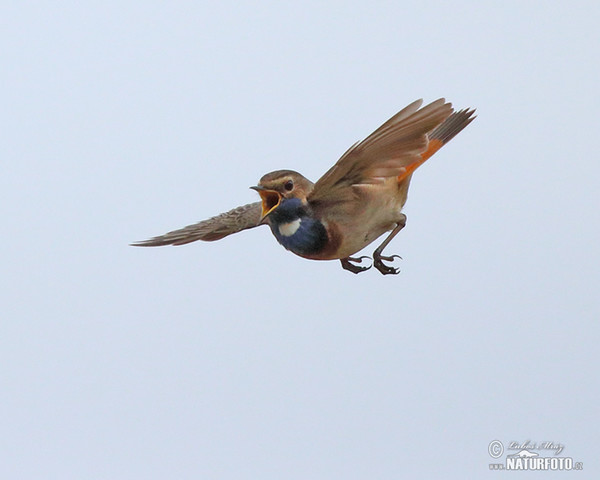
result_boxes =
[284,180,294,191]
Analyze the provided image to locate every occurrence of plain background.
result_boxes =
[2,1,598,478]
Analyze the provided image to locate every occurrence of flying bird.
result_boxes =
[132,99,475,274]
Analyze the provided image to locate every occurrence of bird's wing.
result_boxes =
[131,202,262,246]
[308,99,453,205]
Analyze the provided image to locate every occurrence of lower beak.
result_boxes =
[250,186,281,221]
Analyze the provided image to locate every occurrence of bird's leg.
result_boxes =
[373,214,406,275]
[340,256,372,274]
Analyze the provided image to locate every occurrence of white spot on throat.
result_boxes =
[278,218,301,237]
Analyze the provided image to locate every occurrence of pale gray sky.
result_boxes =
[2,1,599,478]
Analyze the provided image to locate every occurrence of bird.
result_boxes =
[132,98,475,275]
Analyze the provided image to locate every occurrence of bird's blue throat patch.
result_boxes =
[268,198,328,256]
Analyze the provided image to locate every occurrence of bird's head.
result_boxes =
[251,170,314,222]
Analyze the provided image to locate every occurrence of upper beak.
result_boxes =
[250,185,281,221]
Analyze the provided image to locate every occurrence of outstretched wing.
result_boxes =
[308,99,453,205]
[131,202,263,246]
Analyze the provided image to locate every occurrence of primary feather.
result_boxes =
[131,202,262,246]
[308,98,453,205]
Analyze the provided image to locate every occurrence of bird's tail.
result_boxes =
[398,107,476,181]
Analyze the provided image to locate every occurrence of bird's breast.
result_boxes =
[270,216,329,258]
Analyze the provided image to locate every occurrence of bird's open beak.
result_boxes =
[250,186,281,222]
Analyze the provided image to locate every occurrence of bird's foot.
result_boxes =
[373,253,402,275]
[340,256,372,274]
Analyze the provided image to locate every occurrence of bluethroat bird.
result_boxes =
[133,99,475,274]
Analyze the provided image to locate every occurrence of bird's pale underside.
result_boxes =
[133,99,476,274]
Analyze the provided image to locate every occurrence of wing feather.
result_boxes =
[131,202,262,246]
[309,99,453,205]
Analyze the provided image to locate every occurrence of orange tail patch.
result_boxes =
[397,107,476,182]
[397,139,444,182]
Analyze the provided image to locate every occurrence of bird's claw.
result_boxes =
[341,256,373,274]
[373,253,402,275]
